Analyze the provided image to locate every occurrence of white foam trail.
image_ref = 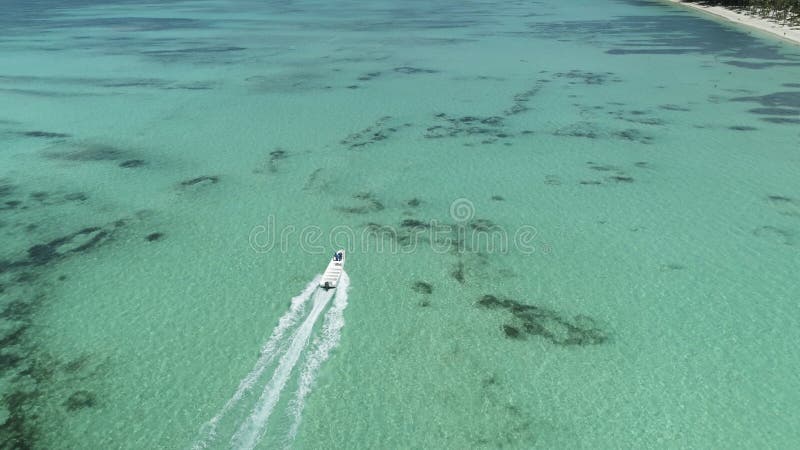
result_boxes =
[286,272,349,444]
[232,287,334,449]
[193,276,320,450]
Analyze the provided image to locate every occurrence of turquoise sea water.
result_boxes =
[2,0,800,448]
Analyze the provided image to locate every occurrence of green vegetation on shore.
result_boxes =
[682,1,800,25]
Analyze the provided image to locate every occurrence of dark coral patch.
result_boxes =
[145,232,164,242]
[469,218,497,231]
[394,66,437,74]
[406,198,421,207]
[748,107,800,116]
[503,324,522,339]
[21,131,71,138]
[424,113,507,140]
[64,192,88,201]
[451,261,465,284]
[357,72,381,81]
[659,104,690,112]
[761,117,800,124]
[269,149,287,162]
[341,116,403,149]
[401,219,429,229]
[609,175,634,183]
[336,192,384,214]
[25,225,113,266]
[614,128,653,144]
[119,159,146,168]
[477,295,606,346]
[64,390,96,411]
[752,225,793,245]
[412,281,433,294]
[544,175,561,186]
[491,195,504,201]
[43,144,127,161]
[180,175,219,187]
[554,70,620,85]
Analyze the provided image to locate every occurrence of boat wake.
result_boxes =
[192,273,349,450]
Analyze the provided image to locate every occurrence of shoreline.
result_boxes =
[665,0,800,46]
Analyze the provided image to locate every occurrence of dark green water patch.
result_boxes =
[752,225,794,246]
[254,148,288,174]
[412,281,433,294]
[609,175,634,183]
[406,198,421,207]
[145,232,164,242]
[64,390,96,411]
[451,261,465,284]
[0,180,15,198]
[119,159,146,168]
[393,67,437,74]
[19,131,71,139]
[660,263,686,271]
[336,192,385,214]
[425,113,508,140]
[724,60,800,69]
[544,175,561,186]
[1,389,38,449]
[180,175,219,188]
[614,128,653,144]
[761,117,800,124]
[659,104,691,112]
[357,71,381,81]
[400,219,429,229]
[491,195,504,201]
[587,162,619,172]
[503,324,522,339]
[766,195,800,217]
[42,143,130,162]
[608,109,666,126]
[341,116,408,149]
[505,85,542,116]
[554,70,620,85]
[729,125,758,131]
[469,218,498,231]
[732,91,800,108]
[27,227,112,266]
[528,10,795,61]
[476,295,607,346]
[554,122,600,139]
[748,107,800,116]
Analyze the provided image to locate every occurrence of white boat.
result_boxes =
[320,249,345,290]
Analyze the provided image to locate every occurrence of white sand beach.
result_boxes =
[667,0,800,45]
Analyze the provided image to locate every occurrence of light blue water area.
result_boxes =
[1,0,800,448]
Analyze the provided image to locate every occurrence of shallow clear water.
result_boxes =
[2,0,800,448]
